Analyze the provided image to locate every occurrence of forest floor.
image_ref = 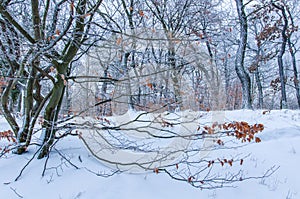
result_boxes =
[0,109,300,199]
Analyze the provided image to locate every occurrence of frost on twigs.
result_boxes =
[151,121,270,189]
[74,110,275,190]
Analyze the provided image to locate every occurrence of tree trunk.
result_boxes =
[272,2,288,109]
[253,24,264,109]
[1,77,19,136]
[288,42,300,108]
[122,52,134,110]
[38,72,65,159]
[254,68,263,109]
[223,43,231,109]
[286,7,300,108]
[235,0,252,109]
[18,68,35,143]
[16,0,40,151]
[0,0,102,158]
[38,0,88,158]
[169,45,182,109]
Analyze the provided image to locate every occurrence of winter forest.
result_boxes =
[0,0,300,198]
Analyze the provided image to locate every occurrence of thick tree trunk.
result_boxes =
[272,2,288,109]
[235,0,252,109]
[38,0,88,158]
[38,76,65,159]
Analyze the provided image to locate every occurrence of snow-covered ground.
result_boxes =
[1,109,300,199]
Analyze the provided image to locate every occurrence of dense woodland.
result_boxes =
[0,0,299,167]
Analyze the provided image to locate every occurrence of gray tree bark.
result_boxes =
[288,39,300,108]
[286,7,300,108]
[272,2,288,109]
[38,0,89,158]
[235,0,252,109]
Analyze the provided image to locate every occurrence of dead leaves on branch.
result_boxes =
[0,130,17,155]
[152,120,265,187]
[207,158,240,168]
[0,130,16,143]
[202,121,264,144]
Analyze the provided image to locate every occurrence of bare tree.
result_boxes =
[271,1,288,108]
[234,0,252,109]
[285,1,300,108]
[0,0,103,158]
[252,0,300,109]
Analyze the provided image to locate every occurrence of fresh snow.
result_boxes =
[0,110,300,199]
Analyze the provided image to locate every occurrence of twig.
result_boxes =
[42,138,79,177]
[15,144,42,181]
[42,148,51,177]
[54,147,79,170]
[84,167,120,177]
[10,187,23,198]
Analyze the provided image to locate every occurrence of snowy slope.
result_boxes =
[0,110,300,199]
